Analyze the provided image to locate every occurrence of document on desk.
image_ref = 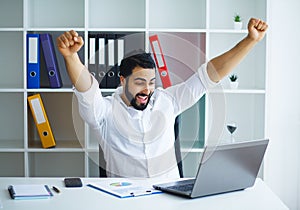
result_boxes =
[87,179,163,198]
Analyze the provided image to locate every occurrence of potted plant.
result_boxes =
[233,13,243,30]
[229,74,239,89]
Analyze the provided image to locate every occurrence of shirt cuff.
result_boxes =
[73,75,100,105]
[197,62,219,89]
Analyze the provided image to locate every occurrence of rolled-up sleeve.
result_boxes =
[74,76,107,129]
[165,63,219,115]
[197,62,219,89]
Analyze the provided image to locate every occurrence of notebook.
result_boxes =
[8,184,53,200]
[153,139,269,198]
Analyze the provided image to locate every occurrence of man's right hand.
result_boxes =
[56,30,84,58]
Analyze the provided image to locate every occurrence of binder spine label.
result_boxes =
[99,38,105,65]
[152,41,165,68]
[27,34,40,89]
[149,35,172,88]
[89,37,96,65]
[28,38,38,63]
[30,98,46,124]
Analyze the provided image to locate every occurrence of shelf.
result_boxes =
[0,152,24,177]
[149,0,206,29]
[0,140,24,151]
[27,0,85,28]
[209,89,266,94]
[0,0,267,178]
[0,0,23,28]
[209,0,266,30]
[28,140,84,151]
[149,28,207,33]
[87,28,146,32]
[26,88,74,93]
[0,89,25,93]
[0,31,23,89]
[88,0,145,28]
[26,28,85,32]
[28,152,85,177]
[208,29,248,34]
[0,28,24,32]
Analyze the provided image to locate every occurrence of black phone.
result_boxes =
[64,178,83,188]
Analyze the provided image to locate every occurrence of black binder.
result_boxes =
[88,33,98,79]
[106,34,117,88]
[97,34,107,88]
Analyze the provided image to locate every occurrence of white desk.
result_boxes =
[0,178,288,210]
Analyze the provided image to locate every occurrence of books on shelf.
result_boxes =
[27,33,62,89]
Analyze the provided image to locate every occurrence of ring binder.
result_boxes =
[106,38,117,88]
[40,33,62,88]
[27,34,40,89]
[28,94,56,148]
[97,35,107,88]
[149,35,172,88]
[88,34,98,78]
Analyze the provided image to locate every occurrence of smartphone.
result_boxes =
[64,178,83,188]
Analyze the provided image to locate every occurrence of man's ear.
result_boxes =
[120,76,126,86]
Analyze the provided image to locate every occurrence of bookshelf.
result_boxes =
[0,0,267,178]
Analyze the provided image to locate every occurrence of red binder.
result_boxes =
[149,35,172,88]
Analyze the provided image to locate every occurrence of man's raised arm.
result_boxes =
[207,18,268,83]
[56,30,92,92]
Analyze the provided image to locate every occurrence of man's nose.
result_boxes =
[142,87,151,95]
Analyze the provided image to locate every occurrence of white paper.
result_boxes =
[88,178,162,198]
[12,185,50,196]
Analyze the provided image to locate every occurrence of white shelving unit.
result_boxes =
[0,0,267,178]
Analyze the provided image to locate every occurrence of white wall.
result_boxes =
[265,0,300,209]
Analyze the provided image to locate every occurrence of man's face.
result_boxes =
[121,67,156,110]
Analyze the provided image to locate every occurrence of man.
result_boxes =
[57,18,268,178]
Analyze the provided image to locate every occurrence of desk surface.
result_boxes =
[0,177,288,210]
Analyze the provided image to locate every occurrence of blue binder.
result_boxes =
[27,34,40,89]
[40,33,62,88]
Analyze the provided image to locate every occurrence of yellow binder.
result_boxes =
[27,94,56,148]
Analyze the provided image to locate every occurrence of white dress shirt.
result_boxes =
[74,62,216,178]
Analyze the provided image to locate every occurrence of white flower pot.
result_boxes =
[234,22,243,30]
[230,81,239,89]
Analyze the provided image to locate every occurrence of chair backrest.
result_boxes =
[98,115,183,178]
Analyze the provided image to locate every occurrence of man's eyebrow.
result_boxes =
[134,77,147,82]
[133,77,156,82]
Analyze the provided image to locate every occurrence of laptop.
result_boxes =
[153,139,269,198]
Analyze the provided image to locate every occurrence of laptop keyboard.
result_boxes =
[168,183,194,192]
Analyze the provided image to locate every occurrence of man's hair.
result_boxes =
[119,50,156,78]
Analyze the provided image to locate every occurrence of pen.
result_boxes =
[130,190,152,197]
[52,186,60,193]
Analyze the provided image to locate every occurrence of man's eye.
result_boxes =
[135,82,144,86]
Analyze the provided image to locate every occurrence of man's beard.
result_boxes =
[125,83,153,111]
